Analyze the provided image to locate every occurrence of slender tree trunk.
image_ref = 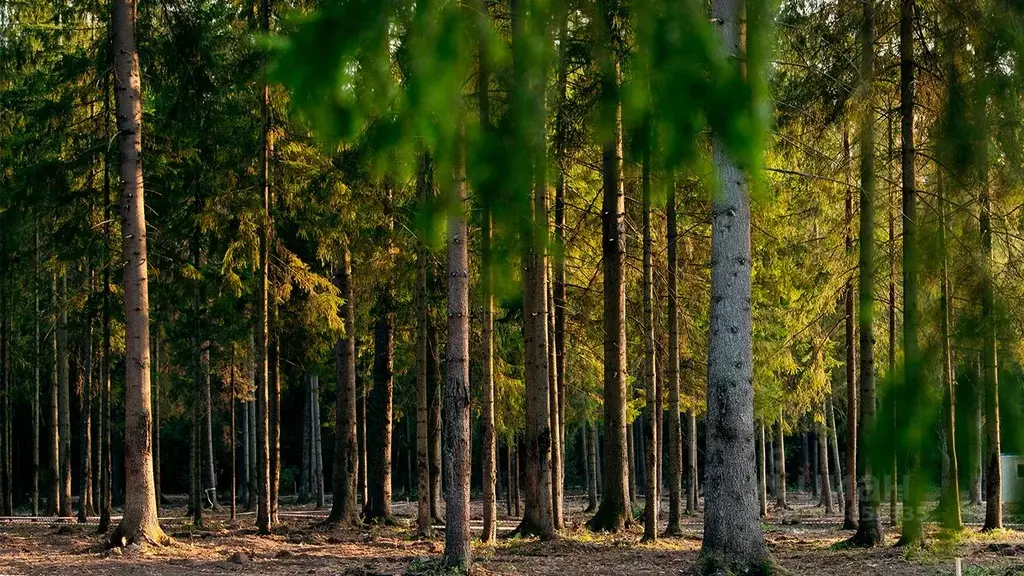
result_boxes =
[827,397,844,515]
[152,324,161,510]
[818,413,833,514]
[414,159,432,536]
[641,118,658,542]
[313,374,324,509]
[359,368,368,508]
[757,424,768,518]
[699,2,769,570]
[980,165,1001,532]
[888,109,899,532]
[57,272,71,517]
[230,345,237,524]
[247,397,256,511]
[547,275,563,530]
[687,412,698,512]
[254,0,273,536]
[474,1,497,542]
[427,325,443,523]
[33,229,40,517]
[766,439,775,496]
[48,277,59,516]
[969,353,983,504]
[506,442,513,516]
[628,419,637,504]
[110,0,166,543]
[937,172,962,530]
[79,286,94,522]
[97,216,112,535]
[513,442,521,517]
[775,417,787,509]
[328,245,359,525]
[666,173,682,535]
[270,323,281,522]
[842,127,858,530]
[203,347,218,511]
[583,425,597,512]
[300,374,311,504]
[364,299,395,524]
[853,0,883,547]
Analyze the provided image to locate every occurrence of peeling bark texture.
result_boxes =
[109,0,167,545]
[699,2,769,570]
[442,126,471,571]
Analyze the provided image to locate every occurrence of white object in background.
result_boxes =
[955,557,961,576]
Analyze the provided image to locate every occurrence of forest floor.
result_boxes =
[1,492,1023,575]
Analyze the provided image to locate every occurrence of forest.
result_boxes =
[2,0,1024,574]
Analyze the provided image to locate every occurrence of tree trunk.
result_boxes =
[827,397,844,515]
[152,324,161,510]
[32,229,40,517]
[442,124,472,570]
[818,413,833,514]
[981,166,1001,532]
[775,417,787,509]
[547,274,563,530]
[204,347,218,511]
[270,324,281,522]
[79,279,94,522]
[313,374,325,509]
[475,1,497,540]
[853,0,883,547]
[583,425,597,512]
[48,277,59,516]
[97,216,112,534]
[427,325,443,523]
[300,373,311,504]
[254,0,273,537]
[327,245,359,525]
[364,301,395,524]
[687,412,698,512]
[110,0,166,544]
[414,160,431,536]
[666,175,682,535]
[627,419,637,504]
[842,127,858,530]
[766,439,775,496]
[897,0,924,546]
[887,109,899,532]
[641,118,658,542]
[699,2,769,570]
[587,0,630,534]
[757,424,768,518]
[58,273,72,517]
[937,171,962,530]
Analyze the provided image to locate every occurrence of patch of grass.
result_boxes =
[404,558,468,576]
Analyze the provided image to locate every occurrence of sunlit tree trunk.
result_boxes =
[588,0,630,533]
[110,0,166,544]
[254,0,272,536]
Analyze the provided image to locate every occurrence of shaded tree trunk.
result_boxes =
[32,229,40,517]
[775,417,787,509]
[842,127,858,530]
[980,165,1001,532]
[270,324,281,522]
[827,397,844,514]
[327,244,359,525]
[687,412,698,513]
[78,277,94,522]
[666,174,682,535]
[364,299,395,524]
[641,118,658,542]
[818,414,833,514]
[48,277,59,516]
[414,155,432,537]
[152,323,160,510]
[299,374,311,504]
[427,325,443,523]
[58,273,71,517]
[757,424,767,518]
[853,0,884,547]
[312,374,324,509]
[937,171,962,530]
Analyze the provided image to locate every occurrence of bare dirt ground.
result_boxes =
[1,492,1023,575]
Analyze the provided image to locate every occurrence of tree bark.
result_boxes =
[313,374,324,509]
[842,127,858,530]
[270,322,281,522]
[300,373,311,504]
[699,2,769,570]
[152,323,161,510]
[937,171,962,530]
[818,413,833,514]
[586,0,630,534]
[757,424,768,518]
[442,123,472,571]
[641,118,658,543]
[687,412,698,512]
[415,189,432,535]
[827,397,844,515]
[427,325,443,523]
[853,0,884,547]
[48,277,59,516]
[79,276,94,522]
[32,229,40,517]
[980,162,1001,532]
[58,272,71,517]
[666,176,682,535]
[110,0,166,544]
[364,299,395,524]
[775,417,787,509]
[328,244,359,525]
